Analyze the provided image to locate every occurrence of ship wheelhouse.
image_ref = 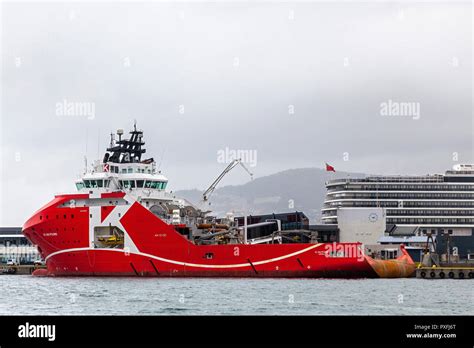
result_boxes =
[75,125,170,195]
[75,170,169,192]
[71,124,191,232]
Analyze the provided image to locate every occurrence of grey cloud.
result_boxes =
[0,1,472,225]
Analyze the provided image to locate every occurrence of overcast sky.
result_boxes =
[1,1,472,226]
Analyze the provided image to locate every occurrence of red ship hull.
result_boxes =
[23,193,378,278]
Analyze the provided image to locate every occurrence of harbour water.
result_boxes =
[1,276,472,315]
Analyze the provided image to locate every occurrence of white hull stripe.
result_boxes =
[45,244,322,269]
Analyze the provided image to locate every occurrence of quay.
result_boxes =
[416,266,474,279]
[0,264,46,275]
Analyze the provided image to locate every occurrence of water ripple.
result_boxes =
[0,276,472,315]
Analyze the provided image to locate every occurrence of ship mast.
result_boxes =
[105,124,147,164]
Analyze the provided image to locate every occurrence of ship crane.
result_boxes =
[202,159,253,203]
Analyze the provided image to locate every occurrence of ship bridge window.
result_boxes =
[122,168,127,174]
[143,181,167,190]
[84,180,100,188]
[76,182,85,190]
[120,180,136,189]
[145,181,155,189]
[128,168,133,173]
[85,180,102,188]
[137,180,144,188]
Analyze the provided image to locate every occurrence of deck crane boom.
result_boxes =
[203,159,253,202]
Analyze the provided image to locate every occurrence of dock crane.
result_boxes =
[202,159,253,203]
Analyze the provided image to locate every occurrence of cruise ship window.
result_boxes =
[128,168,133,173]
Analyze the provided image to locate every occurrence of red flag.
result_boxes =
[325,163,336,172]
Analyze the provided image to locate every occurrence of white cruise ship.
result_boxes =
[322,164,474,236]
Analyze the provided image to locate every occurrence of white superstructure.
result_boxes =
[74,125,196,224]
